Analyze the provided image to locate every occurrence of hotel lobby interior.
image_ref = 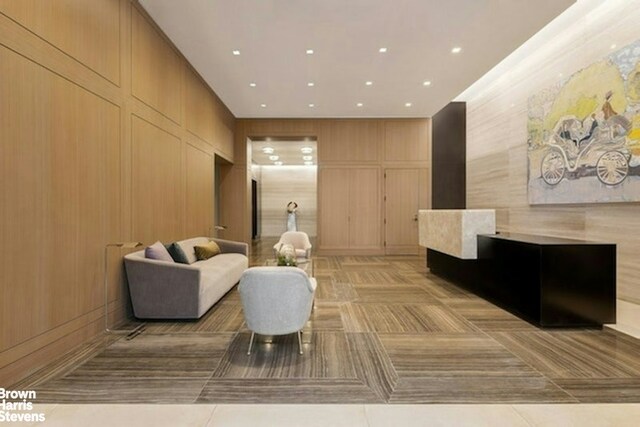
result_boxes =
[2,0,640,425]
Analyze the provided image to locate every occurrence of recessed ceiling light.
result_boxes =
[365,81,373,86]
[249,82,256,87]
[422,80,432,86]
[451,47,462,54]
[356,102,363,107]
[274,161,283,166]
[405,102,412,107]
[307,82,315,87]
[232,50,241,55]
[306,49,314,55]
[304,161,314,166]
[260,103,267,108]
[379,47,387,53]
[301,147,313,154]
[308,103,315,108]
[302,155,313,161]
[268,155,279,161]
[262,147,274,154]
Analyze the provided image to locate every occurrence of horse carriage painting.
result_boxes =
[528,39,640,204]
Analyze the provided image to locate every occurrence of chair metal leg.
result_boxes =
[297,330,304,355]
[247,332,255,355]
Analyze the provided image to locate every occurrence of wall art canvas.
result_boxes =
[528,39,640,204]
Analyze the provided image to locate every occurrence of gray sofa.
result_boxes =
[124,237,248,319]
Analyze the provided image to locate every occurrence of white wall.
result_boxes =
[462,0,640,316]
[259,165,317,237]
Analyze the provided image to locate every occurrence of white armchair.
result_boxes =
[238,266,317,355]
[273,231,312,259]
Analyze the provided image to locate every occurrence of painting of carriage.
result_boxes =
[528,38,640,204]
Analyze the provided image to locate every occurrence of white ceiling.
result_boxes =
[139,0,574,118]
[251,140,317,166]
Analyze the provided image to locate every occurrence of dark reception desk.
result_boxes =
[428,233,616,327]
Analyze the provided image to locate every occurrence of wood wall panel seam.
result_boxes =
[0,2,121,86]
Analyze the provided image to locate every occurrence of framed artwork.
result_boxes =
[528,39,640,204]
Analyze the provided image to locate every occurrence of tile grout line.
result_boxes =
[509,404,538,427]
[202,404,219,427]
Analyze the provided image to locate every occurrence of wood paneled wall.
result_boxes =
[465,1,640,305]
[0,0,234,386]
[224,119,431,254]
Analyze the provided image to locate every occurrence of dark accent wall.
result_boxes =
[432,102,466,209]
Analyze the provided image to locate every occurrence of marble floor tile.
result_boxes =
[378,333,538,377]
[345,333,398,401]
[491,330,640,379]
[389,376,576,404]
[144,300,244,333]
[38,404,216,427]
[212,331,357,379]
[197,379,380,403]
[32,378,210,403]
[513,403,640,427]
[352,284,438,304]
[553,378,640,403]
[69,333,233,378]
[207,404,369,427]
[303,302,344,331]
[444,298,537,331]
[341,303,477,333]
[365,404,530,427]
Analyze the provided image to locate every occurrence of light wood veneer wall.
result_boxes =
[223,119,431,255]
[465,1,640,304]
[0,0,234,386]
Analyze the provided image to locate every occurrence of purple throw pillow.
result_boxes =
[145,241,174,262]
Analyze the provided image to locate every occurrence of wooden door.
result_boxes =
[349,168,380,249]
[385,169,422,254]
[318,168,351,249]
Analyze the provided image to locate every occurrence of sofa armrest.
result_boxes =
[211,238,249,256]
[124,257,201,319]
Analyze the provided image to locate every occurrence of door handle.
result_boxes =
[413,214,418,222]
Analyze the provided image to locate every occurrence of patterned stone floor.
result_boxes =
[13,238,640,403]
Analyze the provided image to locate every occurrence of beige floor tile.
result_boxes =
[207,404,368,427]
[13,404,58,427]
[37,404,216,427]
[365,404,530,427]
[513,403,640,427]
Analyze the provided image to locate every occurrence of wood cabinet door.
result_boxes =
[349,168,381,249]
[318,168,351,249]
[384,168,424,254]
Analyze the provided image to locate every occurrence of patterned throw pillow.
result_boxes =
[194,241,221,261]
[166,242,190,264]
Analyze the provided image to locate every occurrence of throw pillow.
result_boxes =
[194,241,221,261]
[166,242,190,264]
[145,241,174,262]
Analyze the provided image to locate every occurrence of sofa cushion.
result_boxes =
[176,237,210,264]
[145,241,174,262]
[166,243,190,264]
[194,241,221,260]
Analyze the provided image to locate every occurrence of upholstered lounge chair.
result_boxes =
[273,231,312,259]
[238,266,317,355]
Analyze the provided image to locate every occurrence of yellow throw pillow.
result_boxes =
[194,241,221,260]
